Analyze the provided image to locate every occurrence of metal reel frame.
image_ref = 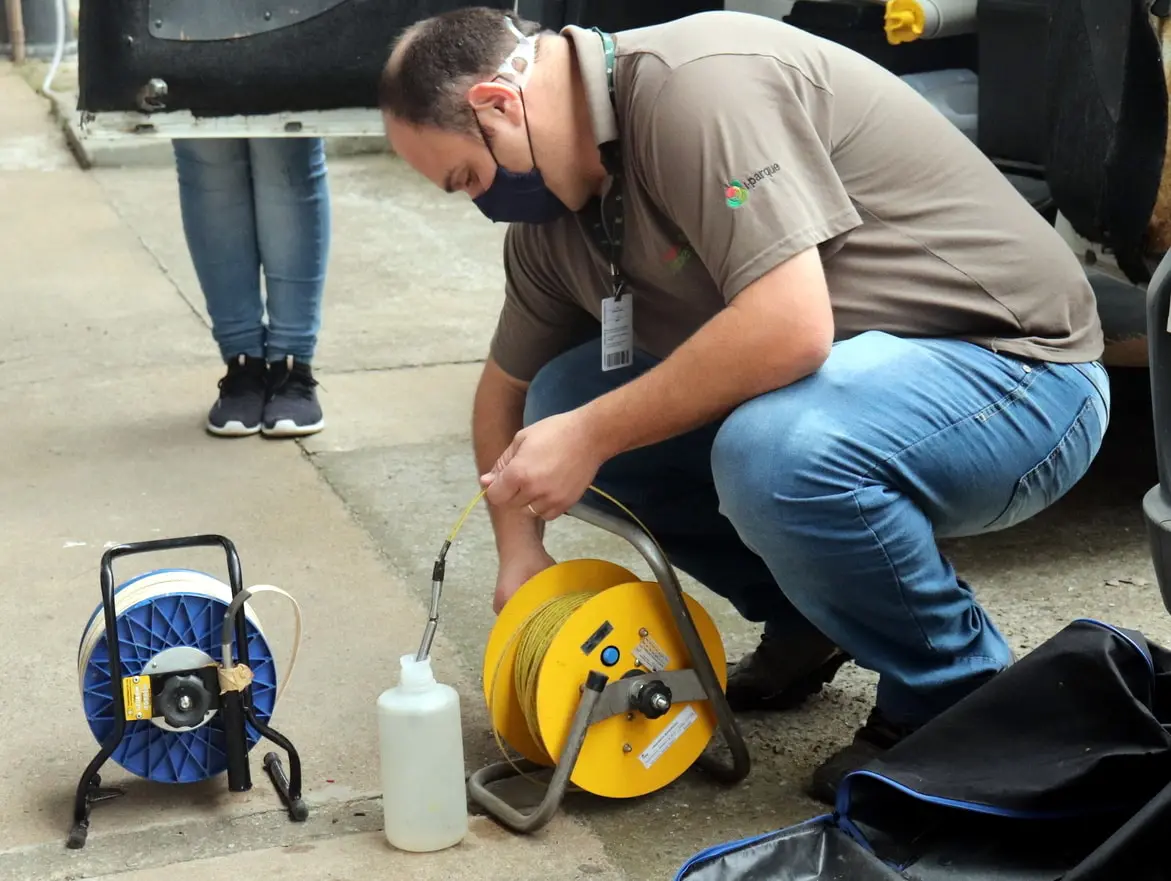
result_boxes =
[467,504,752,833]
[67,534,308,850]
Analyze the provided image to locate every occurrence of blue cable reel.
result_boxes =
[69,535,308,849]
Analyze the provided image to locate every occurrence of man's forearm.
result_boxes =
[472,359,546,556]
[581,293,831,460]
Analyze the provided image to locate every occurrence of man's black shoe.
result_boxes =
[726,627,851,712]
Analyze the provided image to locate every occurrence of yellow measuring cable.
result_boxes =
[442,484,663,557]
[513,591,593,753]
[440,483,667,781]
[445,488,488,543]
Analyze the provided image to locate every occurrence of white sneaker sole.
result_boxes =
[206,420,261,437]
[261,418,325,438]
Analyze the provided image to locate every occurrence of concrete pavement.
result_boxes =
[0,61,611,881]
[3,57,1171,881]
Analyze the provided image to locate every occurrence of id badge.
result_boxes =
[601,295,633,371]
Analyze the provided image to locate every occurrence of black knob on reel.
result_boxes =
[633,679,673,720]
[157,674,213,729]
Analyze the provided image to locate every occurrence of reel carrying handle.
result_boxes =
[566,502,751,784]
[470,670,610,834]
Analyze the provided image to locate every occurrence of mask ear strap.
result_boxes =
[517,89,540,169]
[496,18,537,87]
[483,17,541,171]
[473,115,499,166]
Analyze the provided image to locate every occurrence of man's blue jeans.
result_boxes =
[523,331,1111,727]
[173,137,331,362]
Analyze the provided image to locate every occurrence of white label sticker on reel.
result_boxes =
[638,704,699,770]
[633,634,669,672]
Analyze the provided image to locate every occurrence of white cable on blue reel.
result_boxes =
[68,536,307,849]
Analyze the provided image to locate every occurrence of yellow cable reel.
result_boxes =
[483,557,728,800]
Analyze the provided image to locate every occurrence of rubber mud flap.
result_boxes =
[78,0,515,116]
[148,0,348,41]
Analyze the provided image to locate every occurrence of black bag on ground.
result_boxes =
[674,618,1171,881]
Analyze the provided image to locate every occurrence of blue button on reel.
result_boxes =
[600,645,620,667]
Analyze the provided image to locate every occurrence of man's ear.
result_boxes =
[467,82,525,124]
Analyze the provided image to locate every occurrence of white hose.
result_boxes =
[221,583,305,708]
[40,0,66,99]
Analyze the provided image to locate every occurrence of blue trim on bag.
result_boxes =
[1073,617,1155,678]
[834,812,876,852]
[834,769,1104,821]
[673,815,833,880]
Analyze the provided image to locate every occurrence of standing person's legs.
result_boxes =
[173,137,269,436]
[247,137,331,438]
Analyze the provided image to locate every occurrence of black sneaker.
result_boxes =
[726,627,851,713]
[806,706,916,806]
[262,355,324,438]
[804,656,1014,806]
[206,354,267,437]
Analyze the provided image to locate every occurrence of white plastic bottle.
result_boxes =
[377,653,469,852]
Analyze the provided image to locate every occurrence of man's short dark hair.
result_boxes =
[379,7,547,134]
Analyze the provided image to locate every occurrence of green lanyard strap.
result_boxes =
[586,28,626,300]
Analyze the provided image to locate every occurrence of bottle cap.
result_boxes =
[399,653,436,690]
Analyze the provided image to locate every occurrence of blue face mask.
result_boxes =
[472,161,570,225]
[471,94,570,225]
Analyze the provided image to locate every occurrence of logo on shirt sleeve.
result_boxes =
[724,181,749,208]
[725,163,781,208]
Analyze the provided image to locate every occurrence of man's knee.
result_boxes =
[710,331,949,523]
[711,386,845,524]
[523,342,598,427]
[523,340,661,427]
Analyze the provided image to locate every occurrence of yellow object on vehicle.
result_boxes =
[885,0,927,43]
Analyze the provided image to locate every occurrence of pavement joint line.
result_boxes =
[293,442,431,560]
[0,795,385,881]
[85,175,214,336]
[316,358,486,376]
[41,86,90,172]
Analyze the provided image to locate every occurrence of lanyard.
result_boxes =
[585,29,626,301]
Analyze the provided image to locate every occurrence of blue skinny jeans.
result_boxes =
[172,137,330,363]
[524,331,1111,727]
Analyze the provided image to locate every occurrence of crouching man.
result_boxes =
[377,7,1110,803]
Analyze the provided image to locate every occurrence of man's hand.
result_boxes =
[494,544,557,613]
[480,409,603,521]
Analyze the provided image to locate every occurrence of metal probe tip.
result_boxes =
[415,546,448,662]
